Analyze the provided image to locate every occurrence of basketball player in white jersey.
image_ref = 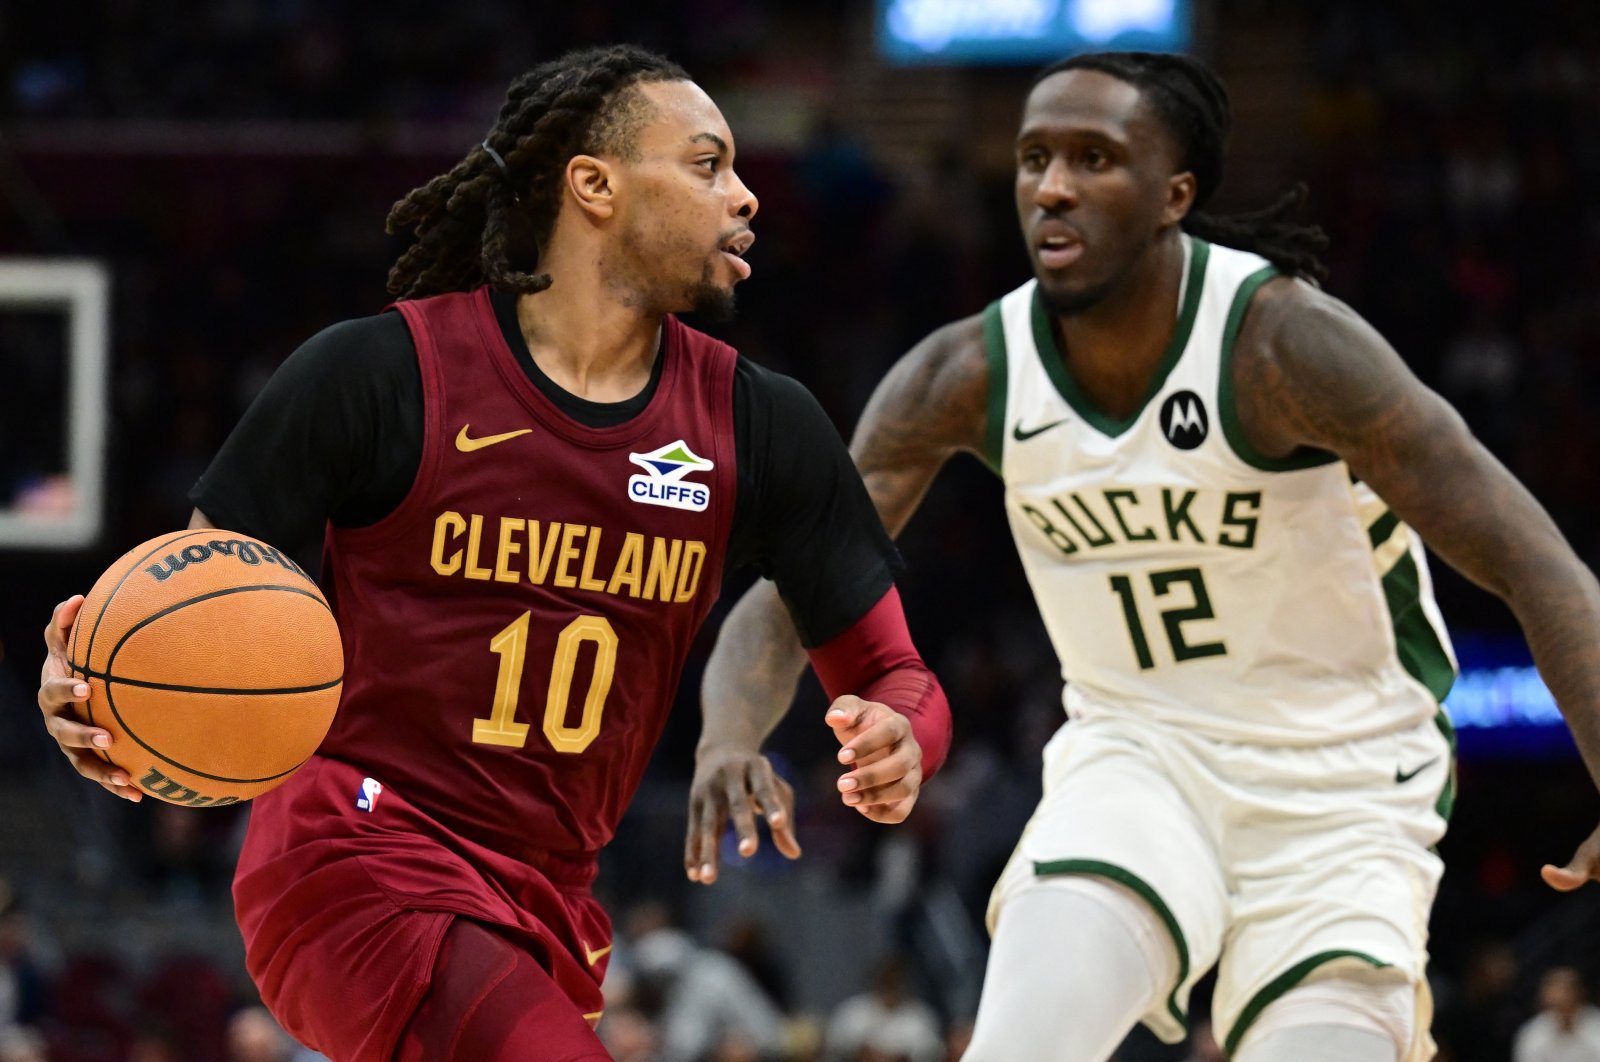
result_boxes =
[688,52,1600,1062]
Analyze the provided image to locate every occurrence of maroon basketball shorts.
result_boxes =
[396,918,610,1061]
[233,756,611,1060]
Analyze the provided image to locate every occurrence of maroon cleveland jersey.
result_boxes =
[321,286,735,859]
[222,285,917,1055]
[233,290,738,1049]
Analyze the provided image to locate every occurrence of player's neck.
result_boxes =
[1052,235,1187,421]
[514,244,663,404]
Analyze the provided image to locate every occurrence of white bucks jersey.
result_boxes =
[986,238,1456,744]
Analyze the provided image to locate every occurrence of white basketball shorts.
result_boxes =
[986,705,1453,1057]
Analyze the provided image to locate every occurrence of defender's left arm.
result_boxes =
[1236,278,1600,890]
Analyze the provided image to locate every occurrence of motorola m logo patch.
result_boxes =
[1159,390,1208,450]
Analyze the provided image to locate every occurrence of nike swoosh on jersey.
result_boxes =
[455,425,534,452]
[1012,418,1068,442]
[1394,756,1440,784]
[584,942,612,966]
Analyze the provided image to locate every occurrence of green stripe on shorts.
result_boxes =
[1034,858,1192,1030]
[1223,950,1391,1058]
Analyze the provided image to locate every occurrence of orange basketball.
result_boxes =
[68,528,343,807]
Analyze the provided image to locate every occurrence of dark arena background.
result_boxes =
[2,2,1599,1060]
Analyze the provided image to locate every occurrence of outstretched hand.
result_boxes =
[826,694,923,824]
[684,745,799,885]
[1542,821,1600,891]
[37,596,142,801]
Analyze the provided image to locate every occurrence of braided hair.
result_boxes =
[385,45,689,299]
[1035,51,1329,282]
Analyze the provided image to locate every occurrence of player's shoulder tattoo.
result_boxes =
[1231,277,1406,456]
[857,313,989,461]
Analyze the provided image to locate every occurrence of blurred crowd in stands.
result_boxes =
[4,1,1600,1059]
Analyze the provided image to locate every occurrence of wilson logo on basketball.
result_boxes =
[138,765,241,807]
[144,539,310,584]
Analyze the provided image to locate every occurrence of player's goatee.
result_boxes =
[691,283,737,322]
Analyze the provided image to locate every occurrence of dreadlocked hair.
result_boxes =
[1036,51,1329,282]
[385,44,689,300]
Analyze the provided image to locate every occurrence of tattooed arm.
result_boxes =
[686,317,989,882]
[1235,277,1600,889]
[849,316,992,537]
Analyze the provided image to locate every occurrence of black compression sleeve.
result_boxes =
[188,312,422,554]
[726,360,901,647]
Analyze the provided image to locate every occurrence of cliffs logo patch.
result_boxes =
[1159,390,1208,450]
[628,440,714,512]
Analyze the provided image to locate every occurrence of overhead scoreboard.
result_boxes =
[877,0,1193,65]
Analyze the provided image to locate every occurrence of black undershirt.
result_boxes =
[189,290,898,646]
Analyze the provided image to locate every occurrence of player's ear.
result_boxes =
[1162,171,1197,227]
[567,155,617,221]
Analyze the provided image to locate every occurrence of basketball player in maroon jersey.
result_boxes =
[35,45,950,1060]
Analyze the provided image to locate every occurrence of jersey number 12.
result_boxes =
[471,611,618,753]
[1108,567,1227,670]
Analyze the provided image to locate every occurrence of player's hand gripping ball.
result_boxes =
[68,529,343,806]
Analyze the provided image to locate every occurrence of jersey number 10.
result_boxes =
[1108,567,1228,670]
[470,611,618,753]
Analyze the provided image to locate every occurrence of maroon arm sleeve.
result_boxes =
[804,586,952,779]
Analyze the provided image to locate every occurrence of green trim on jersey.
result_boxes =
[1034,858,1191,1030]
[1223,950,1392,1057]
[1028,238,1211,439]
[1217,266,1341,472]
[1369,502,1455,702]
[981,301,1009,474]
[1434,708,1458,821]
[1383,545,1458,702]
[1368,510,1401,549]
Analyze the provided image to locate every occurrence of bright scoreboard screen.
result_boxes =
[877,0,1193,65]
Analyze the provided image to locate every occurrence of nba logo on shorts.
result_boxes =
[355,776,383,813]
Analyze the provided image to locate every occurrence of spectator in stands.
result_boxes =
[723,915,794,1013]
[824,957,942,1062]
[1513,966,1600,1062]
[632,925,786,1062]
[710,1032,765,1062]
[1434,940,1521,1062]
[0,1026,45,1062]
[0,883,47,1034]
[597,1005,658,1062]
[227,1005,326,1062]
[227,1006,292,1062]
